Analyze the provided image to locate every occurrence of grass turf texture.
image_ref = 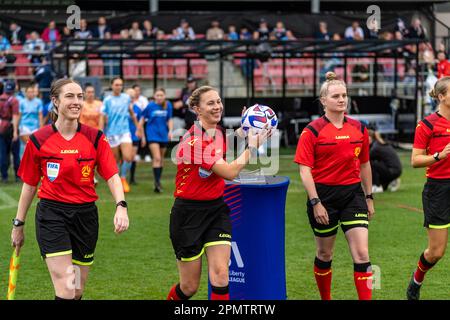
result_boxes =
[0,148,448,300]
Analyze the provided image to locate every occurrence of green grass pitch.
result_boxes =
[0,148,448,300]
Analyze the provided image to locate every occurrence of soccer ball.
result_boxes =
[241,104,278,134]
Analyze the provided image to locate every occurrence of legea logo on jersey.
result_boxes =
[47,162,60,182]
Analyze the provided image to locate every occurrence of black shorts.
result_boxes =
[170,197,232,261]
[35,199,99,266]
[307,183,369,237]
[422,178,450,229]
[148,141,168,148]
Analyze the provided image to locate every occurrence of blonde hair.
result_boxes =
[429,76,450,103]
[187,86,216,110]
[319,71,347,98]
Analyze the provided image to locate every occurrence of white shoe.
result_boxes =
[388,178,401,192]
[134,154,140,162]
[145,155,152,162]
[372,185,384,193]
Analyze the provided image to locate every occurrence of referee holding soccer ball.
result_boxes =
[11,79,129,300]
[167,86,270,300]
[294,72,375,300]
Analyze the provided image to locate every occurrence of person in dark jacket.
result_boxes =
[34,56,55,105]
[369,129,402,193]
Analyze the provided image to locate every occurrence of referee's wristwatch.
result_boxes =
[308,198,321,206]
[365,194,374,200]
[12,218,25,227]
[433,152,440,162]
[116,200,128,208]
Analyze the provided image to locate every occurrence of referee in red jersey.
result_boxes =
[294,72,375,300]
[166,86,269,301]
[406,76,450,300]
[11,79,129,300]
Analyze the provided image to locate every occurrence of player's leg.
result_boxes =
[46,255,77,299]
[205,244,231,300]
[149,143,162,192]
[167,259,202,300]
[129,143,139,184]
[119,141,133,192]
[314,235,336,300]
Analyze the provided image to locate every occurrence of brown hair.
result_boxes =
[429,76,450,103]
[50,78,81,122]
[187,86,216,110]
[368,129,386,145]
[319,71,347,98]
[154,87,168,109]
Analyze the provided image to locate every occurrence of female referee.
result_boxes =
[167,86,270,300]
[11,78,129,300]
[406,76,450,300]
[294,72,375,300]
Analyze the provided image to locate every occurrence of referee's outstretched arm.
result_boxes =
[106,173,130,234]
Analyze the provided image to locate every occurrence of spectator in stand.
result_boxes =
[407,17,427,39]
[74,19,93,39]
[394,17,408,37]
[9,22,27,45]
[239,27,252,40]
[23,31,46,66]
[0,31,12,52]
[226,25,239,40]
[175,19,196,40]
[156,30,165,40]
[206,20,225,40]
[344,21,364,40]
[41,21,61,49]
[0,81,20,183]
[285,30,297,40]
[254,18,270,41]
[120,29,130,40]
[142,20,158,39]
[91,16,111,39]
[61,26,73,41]
[34,56,55,106]
[365,18,380,39]
[437,51,450,79]
[315,21,332,40]
[129,21,144,40]
[272,21,288,41]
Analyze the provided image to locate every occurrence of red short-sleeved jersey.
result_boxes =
[413,112,450,179]
[18,123,118,204]
[174,124,226,200]
[294,115,370,185]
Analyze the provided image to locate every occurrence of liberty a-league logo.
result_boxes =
[229,242,244,268]
[47,162,60,182]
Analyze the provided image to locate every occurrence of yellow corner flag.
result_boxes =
[7,250,20,300]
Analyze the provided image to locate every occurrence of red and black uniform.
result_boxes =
[294,115,370,237]
[18,123,117,265]
[413,111,450,229]
[170,123,231,261]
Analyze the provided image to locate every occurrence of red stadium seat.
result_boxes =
[191,59,208,79]
[123,59,140,79]
[174,59,188,79]
[139,59,155,79]
[88,59,104,77]
[157,59,175,78]
[14,55,31,78]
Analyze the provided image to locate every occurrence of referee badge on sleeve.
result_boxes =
[47,162,60,182]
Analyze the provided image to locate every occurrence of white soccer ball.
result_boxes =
[241,104,278,134]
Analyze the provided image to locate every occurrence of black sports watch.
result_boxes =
[433,152,440,162]
[365,194,374,200]
[308,198,321,206]
[116,200,128,208]
[12,218,25,227]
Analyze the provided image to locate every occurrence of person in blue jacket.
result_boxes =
[139,88,173,193]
